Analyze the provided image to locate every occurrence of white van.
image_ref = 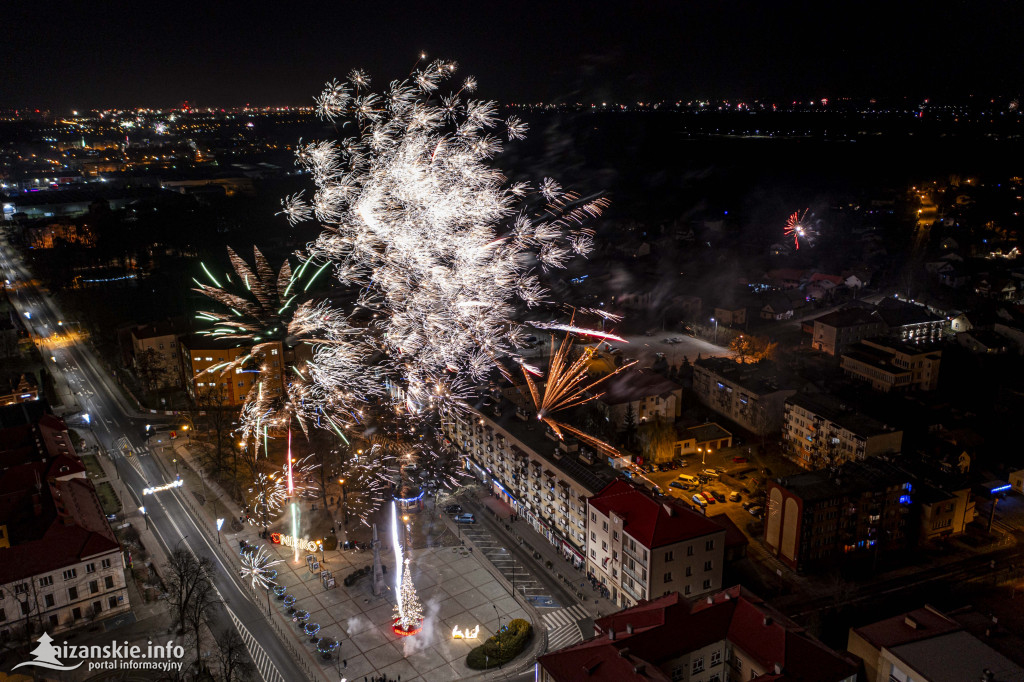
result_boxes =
[677,473,698,484]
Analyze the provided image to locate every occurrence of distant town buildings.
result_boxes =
[783,392,903,469]
[840,338,942,392]
[597,369,683,428]
[691,357,797,435]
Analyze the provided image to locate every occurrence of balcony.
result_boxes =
[622,563,642,583]
[622,544,647,567]
[621,579,642,601]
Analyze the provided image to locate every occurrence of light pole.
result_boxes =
[216,518,224,545]
[710,317,718,345]
[492,604,503,669]
[139,506,148,530]
[173,458,179,477]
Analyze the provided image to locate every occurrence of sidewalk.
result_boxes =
[470,491,619,618]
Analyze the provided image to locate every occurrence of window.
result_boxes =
[708,675,721,682]
[602,541,607,551]
[706,539,715,551]
[591,532,596,542]
[704,560,713,571]
[86,563,96,574]
[19,602,30,615]
[204,357,212,362]
[703,579,712,589]
[68,587,78,600]
[89,581,99,595]
[665,550,674,561]
[72,607,82,620]
[734,658,743,674]
[44,594,54,608]
[39,576,53,588]
[711,650,722,666]
[61,569,76,581]
[104,576,114,590]
[664,572,672,583]
[591,512,596,522]
[613,531,618,541]
[102,559,111,569]
[48,615,58,629]
[108,596,118,609]
[684,585,691,595]
[670,664,685,682]
[590,549,596,559]
[687,545,694,556]
[692,656,704,674]
[92,601,102,616]
[14,584,28,595]
[602,521,608,531]
[686,566,692,577]
[0,608,5,622]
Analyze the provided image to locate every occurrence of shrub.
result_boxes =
[466,618,533,669]
[323,535,338,551]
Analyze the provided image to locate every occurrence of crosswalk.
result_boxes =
[542,604,589,651]
[226,605,284,682]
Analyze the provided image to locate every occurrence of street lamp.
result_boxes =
[216,518,224,545]
[492,605,503,669]
[172,458,179,477]
[139,506,148,530]
[710,317,718,345]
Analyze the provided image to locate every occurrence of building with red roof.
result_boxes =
[587,480,726,608]
[0,413,130,637]
[537,587,857,682]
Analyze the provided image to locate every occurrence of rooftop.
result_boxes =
[694,357,796,396]
[589,479,725,549]
[852,605,960,649]
[131,317,189,340]
[813,306,882,329]
[771,456,910,503]
[682,422,733,444]
[598,369,682,405]
[874,297,943,328]
[786,392,899,438]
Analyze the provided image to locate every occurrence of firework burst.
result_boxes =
[240,545,283,590]
[783,209,816,250]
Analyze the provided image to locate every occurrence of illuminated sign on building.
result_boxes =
[269,532,323,553]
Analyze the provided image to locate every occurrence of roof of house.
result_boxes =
[131,318,189,340]
[598,369,682,406]
[588,480,725,549]
[851,606,961,649]
[693,357,796,396]
[809,273,843,285]
[874,298,943,328]
[888,630,1024,682]
[813,307,882,329]
[684,422,733,444]
[540,588,856,682]
[786,392,899,439]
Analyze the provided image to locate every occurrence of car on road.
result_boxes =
[710,491,726,503]
[669,481,687,490]
[453,513,476,524]
[732,456,748,463]
[702,468,720,478]
[691,494,707,508]
[444,504,462,514]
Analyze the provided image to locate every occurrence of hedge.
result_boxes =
[466,618,533,669]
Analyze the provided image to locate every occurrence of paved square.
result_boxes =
[259,538,530,680]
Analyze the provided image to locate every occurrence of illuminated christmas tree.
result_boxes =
[392,558,423,635]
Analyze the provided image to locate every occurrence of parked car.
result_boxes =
[659,463,671,472]
[669,481,687,490]
[710,491,726,503]
[701,492,717,504]
[742,501,753,510]
[678,473,698,483]
[453,513,476,524]
[691,494,708,508]
[728,491,742,502]
[732,456,748,463]
[702,468,720,478]
[747,506,763,517]
[444,504,462,514]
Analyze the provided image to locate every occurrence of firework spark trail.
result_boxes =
[784,209,815,250]
[240,545,284,590]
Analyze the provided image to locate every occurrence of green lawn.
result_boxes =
[95,481,122,517]
[81,454,105,479]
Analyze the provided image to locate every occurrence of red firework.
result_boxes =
[784,209,810,250]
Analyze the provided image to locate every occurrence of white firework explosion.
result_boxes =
[240,545,283,590]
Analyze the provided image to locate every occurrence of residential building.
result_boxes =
[712,304,746,327]
[673,422,733,459]
[810,307,885,356]
[691,357,797,436]
[180,334,283,406]
[783,392,902,470]
[957,329,1011,354]
[536,587,857,682]
[130,318,189,389]
[840,338,941,392]
[442,403,618,568]
[0,414,130,637]
[587,480,725,608]
[874,298,946,344]
[847,605,1024,682]
[764,457,913,573]
[1,373,39,407]
[597,369,683,429]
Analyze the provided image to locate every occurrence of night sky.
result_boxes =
[7,1,1024,111]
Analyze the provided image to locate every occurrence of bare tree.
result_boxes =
[194,384,234,482]
[165,548,217,636]
[183,576,221,671]
[134,347,165,391]
[214,627,254,682]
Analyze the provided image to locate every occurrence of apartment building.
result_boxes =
[587,480,725,608]
[811,306,886,356]
[0,415,130,637]
[596,369,683,429]
[764,457,915,573]
[874,297,947,344]
[783,392,903,470]
[841,338,942,392]
[180,334,283,406]
[537,587,857,682]
[442,402,617,567]
[130,319,189,389]
[691,357,797,436]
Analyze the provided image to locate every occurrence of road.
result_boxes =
[0,237,316,682]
